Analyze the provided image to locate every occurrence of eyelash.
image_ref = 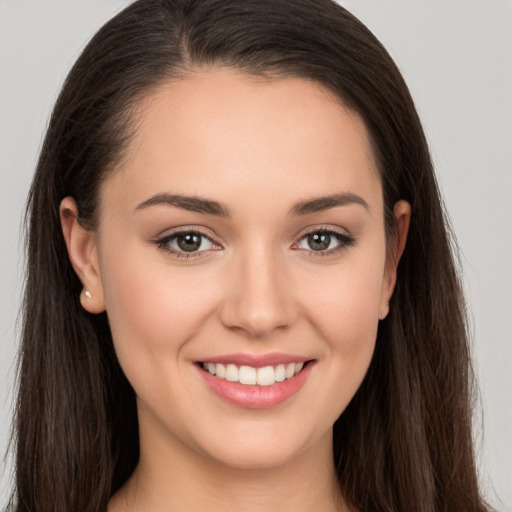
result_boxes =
[295,227,356,257]
[155,228,219,260]
[154,227,356,260]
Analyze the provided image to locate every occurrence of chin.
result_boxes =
[191,422,324,471]
[207,447,303,471]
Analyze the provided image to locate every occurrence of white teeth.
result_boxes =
[285,363,296,379]
[216,363,225,379]
[257,366,276,386]
[239,366,257,385]
[225,364,239,382]
[202,361,308,386]
[274,364,286,382]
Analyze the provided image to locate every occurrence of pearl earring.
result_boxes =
[84,290,92,299]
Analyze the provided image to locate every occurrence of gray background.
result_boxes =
[1,0,510,509]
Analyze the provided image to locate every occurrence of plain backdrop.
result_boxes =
[0,0,510,509]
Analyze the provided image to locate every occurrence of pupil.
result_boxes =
[308,232,330,251]
[177,233,201,252]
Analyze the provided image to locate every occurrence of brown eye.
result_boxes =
[176,233,202,252]
[307,232,331,251]
[297,229,355,254]
[157,230,218,256]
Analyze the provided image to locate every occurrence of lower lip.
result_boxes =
[196,362,314,409]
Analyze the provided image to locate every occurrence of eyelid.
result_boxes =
[298,225,350,237]
[155,224,219,241]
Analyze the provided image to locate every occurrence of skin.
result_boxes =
[61,69,410,512]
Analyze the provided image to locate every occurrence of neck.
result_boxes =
[109,425,347,512]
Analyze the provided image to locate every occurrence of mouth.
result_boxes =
[197,360,310,386]
[195,357,316,409]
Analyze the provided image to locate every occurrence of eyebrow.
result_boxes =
[288,192,369,216]
[134,191,368,217]
[135,193,231,216]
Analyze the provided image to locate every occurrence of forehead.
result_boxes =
[102,69,382,217]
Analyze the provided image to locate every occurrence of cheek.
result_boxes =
[98,244,218,369]
[307,266,384,420]
[305,260,384,342]
[297,246,386,393]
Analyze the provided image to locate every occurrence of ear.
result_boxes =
[378,200,411,320]
[60,197,105,314]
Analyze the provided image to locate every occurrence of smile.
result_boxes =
[200,361,305,386]
[196,355,315,409]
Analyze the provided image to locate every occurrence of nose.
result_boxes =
[218,245,299,339]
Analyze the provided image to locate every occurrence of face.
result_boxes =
[63,69,409,471]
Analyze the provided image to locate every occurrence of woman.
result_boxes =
[8,0,489,510]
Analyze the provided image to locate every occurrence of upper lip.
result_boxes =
[197,352,313,368]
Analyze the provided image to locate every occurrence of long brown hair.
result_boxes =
[11,0,488,510]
